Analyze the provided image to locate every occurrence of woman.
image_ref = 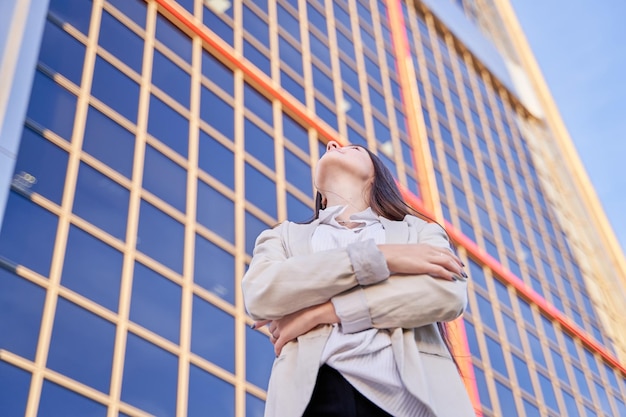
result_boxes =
[242,141,474,417]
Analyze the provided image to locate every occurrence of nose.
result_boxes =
[326,141,339,152]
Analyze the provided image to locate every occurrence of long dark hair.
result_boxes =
[309,146,461,373]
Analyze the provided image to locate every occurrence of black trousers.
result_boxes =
[302,365,393,417]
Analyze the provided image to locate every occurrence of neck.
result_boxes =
[322,182,370,221]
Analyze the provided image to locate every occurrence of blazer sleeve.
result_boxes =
[242,222,390,321]
[331,218,468,333]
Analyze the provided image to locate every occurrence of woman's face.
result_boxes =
[315,141,375,189]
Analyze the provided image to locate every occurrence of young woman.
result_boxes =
[242,141,474,417]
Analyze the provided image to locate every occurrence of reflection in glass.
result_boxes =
[130,263,181,344]
[202,50,234,96]
[107,0,147,28]
[0,192,58,277]
[92,56,139,123]
[284,150,312,196]
[73,163,129,240]
[39,380,107,417]
[156,13,192,62]
[495,380,518,417]
[191,295,235,372]
[194,235,234,303]
[245,211,269,256]
[83,106,135,178]
[247,393,266,417]
[48,0,93,34]
[198,131,234,188]
[244,118,275,169]
[201,86,234,140]
[47,298,115,393]
[245,163,277,218]
[0,361,30,417]
[282,114,308,153]
[197,181,235,243]
[62,225,122,311]
[143,145,187,213]
[121,333,177,416]
[152,50,191,108]
[99,11,143,73]
[14,127,68,204]
[39,19,86,85]
[26,71,77,140]
[188,365,235,416]
[147,94,189,157]
[287,192,311,223]
[244,83,273,126]
[0,270,45,360]
[246,326,274,389]
[137,200,184,273]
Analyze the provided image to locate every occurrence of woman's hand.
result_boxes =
[253,302,340,356]
[377,243,467,281]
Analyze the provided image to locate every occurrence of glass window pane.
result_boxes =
[201,87,234,140]
[151,50,190,108]
[476,293,497,332]
[243,5,269,48]
[198,131,234,188]
[121,334,177,416]
[284,150,312,196]
[538,372,559,412]
[73,163,129,240]
[512,354,533,395]
[0,361,30,417]
[0,192,58,276]
[99,11,143,73]
[130,263,181,344]
[244,39,271,76]
[48,0,93,34]
[244,83,273,126]
[39,380,106,417]
[246,326,275,389]
[247,393,266,417]
[26,71,77,140]
[244,118,275,169]
[527,333,546,368]
[279,36,303,75]
[502,314,522,351]
[194,235,235,304]
[286,192,312,223]
[191,296,235,372]
[62,226,122,311]
[83,106,134,178]
[92,57,139,123]
[137,200,184,273]
[108,0,146,28]
[197,181,235,243]
[14,127,68,204]
[39,19,85,85]
[155,13,192,62]
[143,145,187,213]
[486,335,508,377]
[495,381,518,417]
[203,5,234,46]
[0,270,45,360]
[245,163,277,218]
[147,94,189,157]
[245,211,269,256]
[474,366,491,410]
[47,298,115,392]
[188,365,235,416]
[202,50,234,96]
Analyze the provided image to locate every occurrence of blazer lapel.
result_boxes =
[380,216,410,244]
[287,220,320,257]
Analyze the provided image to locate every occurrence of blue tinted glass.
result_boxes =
[130,263,181,343]
[244,118,275,169]
[62,226,122,311]
[0,361,30,416]
[247,393,266,417]
[527,333,546,368]
[143,145,187,212]
[340,59,360,93]
[194,235,235,303]
[583,349,599,376]
[538,372,559,412]
[287,192,312,223]
[280,69,305,103]
[201,87,234,139]
[48,0,92,34]
[562,390,580,417]
[310,32,331,66]
[14,127,68,204]
[246,326,275,389]
[174,0,193,14]
[188,365,235,416]
[312,64,334,101]
[99,11,143,73]
[39,380,106,417]
[476,293,497,332]
[464,321,480,359]
[495,381,518,417]
[244,84,273,126]
[108,0,146,27]
[39,19,85,85]
[191,296,235,372]
[523,399,540,417]
[285,150,312,195]
[279,36,303,75]
[573,365,591,401]
[198,131,234,188]
[121,333,177,416]
[473,367,491,409]
[73,163,129,240]
[136,200,184,273]
[277,4,300,42]
[244,39,271,76]
[283,114,308,152]
[202,50,234,96]
[245,163,277,218]
[152,50,191,108]
[0,270,45,360]
[563,333,579,361]
[336,30,354,61]
[197,181,235,243]
[147,94,189,157]
[155,13,192,61]
[47,298,115,392]
[83,106,134,177]
[468,259,487,290]
[92,57,139,123]
[512,354,533,395]
[245,211,269,255]
[243,5,269,48]
[593,381,612,415]
[486,335,508,377]
[0,193,58,276]
[203,6,234,45]
[494,279,511,309]
[27,71,77,140]
[502,314,522,351]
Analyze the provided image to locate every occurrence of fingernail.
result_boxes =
[461,272,468,278]
[452,276,458,281]
[250,323,256,329]
[461,262,466,267]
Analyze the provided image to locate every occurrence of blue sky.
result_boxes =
[509,1,626,254]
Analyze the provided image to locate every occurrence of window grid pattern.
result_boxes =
[402,1,625,416]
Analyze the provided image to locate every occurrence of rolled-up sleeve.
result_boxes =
[346,239,389,286]
[331,287,372,333]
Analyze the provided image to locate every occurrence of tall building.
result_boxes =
[1,0,625,416]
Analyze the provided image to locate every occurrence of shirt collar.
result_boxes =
[318,205,381,229]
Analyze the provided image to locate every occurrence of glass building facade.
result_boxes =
[0,0,625,416]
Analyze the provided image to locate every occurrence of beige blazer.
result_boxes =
[242,215,475,417]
